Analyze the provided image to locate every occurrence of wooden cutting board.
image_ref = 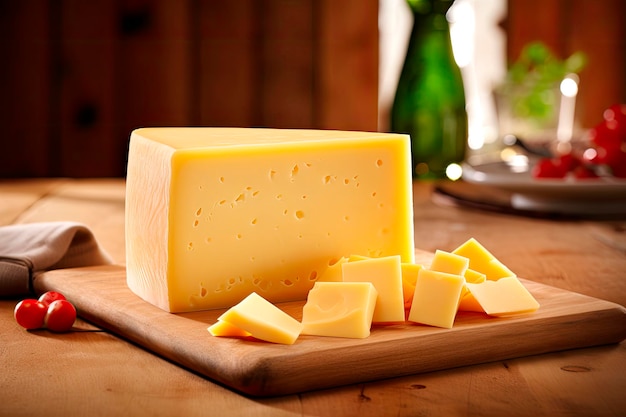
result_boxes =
[33,250,626,397]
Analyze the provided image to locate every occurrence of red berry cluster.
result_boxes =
[14,291,77,333]
[532,104,626,179]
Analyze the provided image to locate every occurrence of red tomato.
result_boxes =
[38,291,67,307]
[588,121,625,150]
[44,300,77,332]
[572,165,598,179]
[532,158,568,178]
[14,299,47,330]
[603,103,626,124]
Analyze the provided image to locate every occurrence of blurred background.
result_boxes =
[1,0,624,178]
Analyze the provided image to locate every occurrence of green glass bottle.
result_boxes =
[391,0,468,179]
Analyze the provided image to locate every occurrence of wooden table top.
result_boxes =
[2,178,625,416]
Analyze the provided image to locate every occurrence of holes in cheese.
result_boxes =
[341,255,405,323]
[301,282,378,339]
[216,292,302,345]
[125,128,415,312]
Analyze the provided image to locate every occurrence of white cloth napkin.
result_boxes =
[0,222,113,296]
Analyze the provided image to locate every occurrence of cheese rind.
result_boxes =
[125,128,415,312]
[341,255,405,323]
[408,269,465,328]
[465,277,540,316]
[217,292,302,344]
[301,282,378,339]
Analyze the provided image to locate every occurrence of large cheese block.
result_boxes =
[125,128,415,312]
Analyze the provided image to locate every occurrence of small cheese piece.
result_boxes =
[401,263,422,309]
[457,288,484,312]
[317,257,348,282]
[429,250,469,275]
[125,128,415,312]
[341,255,405,323]
[465,277,540,316]
[217,292,302,344]
[301,282,378,339]
[464,268,486,284]
[452,238,515,280]
[208,320,251,337]
[408,269,465,328]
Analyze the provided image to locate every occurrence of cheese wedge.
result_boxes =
[125,128,415,312]
[341,255,405,323]
[217,292,302,344]
[401,262,422,309]
[452,238,515,280]
[301,282,378,339]
[207,320,251,337]
[429,250,469,275]
[465,277,540,316]
[408,269,465,328]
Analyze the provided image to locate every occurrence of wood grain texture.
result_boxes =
[33,258,626,397]
[3,179,626,416]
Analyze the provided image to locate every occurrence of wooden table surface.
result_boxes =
[1,178,625,417]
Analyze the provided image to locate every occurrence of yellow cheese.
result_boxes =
[207,320,251,337]
[464,268,486,283]
[429,250,469,275]
[217,292,302,344]
[301,282,378,339]
[125,128,415,312]
[408,269,465,328]
[457,288,484,312]
[452,238,515,280]
[401,262,422,309]
[316,257,348,282]
[341,255,405,323]
[348,254,371,262]
[465,277,540,316]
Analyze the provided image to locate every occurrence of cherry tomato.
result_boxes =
[38,291,67,307]
[588,121,624,150]
[603,103,626,125]
[572,165,598,179]
[44,300,77,333]
[532,158,568,178]
[14,299,47,330]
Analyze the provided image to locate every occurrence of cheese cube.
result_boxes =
[408,269,465,328]
[125,128,415,312]
[301,282,378,339]
[341,255,405,323]
[217,292,302,344]
[464,268,486,283]
[207,320,251,337]
[465,277,540,316]
[457,288,484,312]
[452,238,515,280]
[401,262,422,309]
[429,250,469,275]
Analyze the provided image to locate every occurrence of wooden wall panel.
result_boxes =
[58,0,118,177]
[197,1,258,127]
[315,0,379,131]
[260,0,315,128]
[0,0,379,178]
[0,1,52,177]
